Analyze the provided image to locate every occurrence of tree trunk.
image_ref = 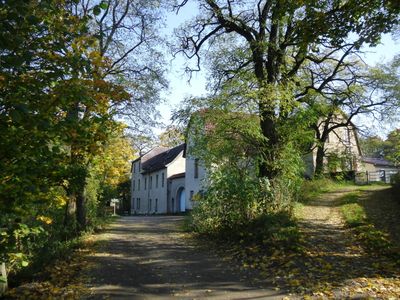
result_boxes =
[259,107,279,178]
[63,195,76,229]
[0,262,7,296]
[314,145,325,177]
[75,188,86,232]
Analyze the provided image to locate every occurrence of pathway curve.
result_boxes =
[272,187,400,298]
[85,216,286,300]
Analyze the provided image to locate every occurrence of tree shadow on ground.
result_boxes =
[357,187,400,247]
[85,216,286,299]
[263,187,400,298]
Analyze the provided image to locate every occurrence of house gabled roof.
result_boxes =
[141,143,185,174]
[362,157,396,167]
[131,146,169,171]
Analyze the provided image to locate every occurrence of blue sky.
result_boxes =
[158,5,400,137]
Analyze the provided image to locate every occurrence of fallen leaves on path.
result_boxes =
[203,186,400,299]
[4,238,96,299]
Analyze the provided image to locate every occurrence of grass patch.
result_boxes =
[299,178,354,203]
[340,191,361,204]
[341,203,366,227]
[339,190,398,258]
[340,192,367,227]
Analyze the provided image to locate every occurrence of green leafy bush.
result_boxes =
[0,219,45,274]
[190,166,272,234]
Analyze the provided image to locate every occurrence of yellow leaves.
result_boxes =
[55,195,67,206]
[289,279,301,287]
[37,215,53,225]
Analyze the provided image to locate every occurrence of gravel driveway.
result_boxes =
[85,216,285,300]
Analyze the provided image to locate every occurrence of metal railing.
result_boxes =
[355,170,398,184]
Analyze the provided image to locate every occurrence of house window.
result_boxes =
[137,198,140,210]
[155,198,158,212]
[194,159,199,178]
[190,190,194,201]
[138,179,140,191]
[148,199,152,212]
[144,177,147,190]
[133,163,136,173]
[149,176,152,189]
[162,172,165,187]
[133,180,135,191]
[156,174,159,188]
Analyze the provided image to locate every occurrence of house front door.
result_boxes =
[178,188,185,212]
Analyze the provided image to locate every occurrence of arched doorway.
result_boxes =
[177,187,185,212]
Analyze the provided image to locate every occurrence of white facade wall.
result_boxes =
[131,148,186,214]
[184,153,206,210]
[132,161,167,214]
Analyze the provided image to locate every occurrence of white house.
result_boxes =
[183,143,207,211]
[130,113,371,214]
[130,144,186,214]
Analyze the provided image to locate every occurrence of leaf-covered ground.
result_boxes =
[3,238,97,299]
[218,185,400,299]
[4,185,399,299]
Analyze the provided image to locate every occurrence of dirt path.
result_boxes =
[84,216,286,300]
[272,187,400,298]
[298,188,361,265]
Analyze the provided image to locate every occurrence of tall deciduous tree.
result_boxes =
[174,0,399,178]
[61,0,168,230]
[0,0,129,231]
[72,0,167,133]
[360,135,386,158]
[384,129,400,165]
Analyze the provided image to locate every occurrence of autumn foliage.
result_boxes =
[0,0,134,286]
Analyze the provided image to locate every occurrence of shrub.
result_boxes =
[190,161,302,237]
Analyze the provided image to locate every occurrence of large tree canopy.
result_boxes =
[71,0,168,134]
[175,0,400,177]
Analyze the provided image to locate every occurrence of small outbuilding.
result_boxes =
[359,157,399,183]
